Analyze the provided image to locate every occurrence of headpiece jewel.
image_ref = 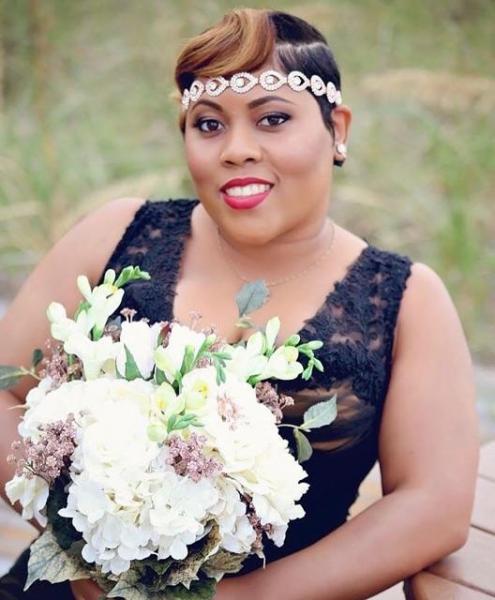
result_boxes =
[181,69,343,111]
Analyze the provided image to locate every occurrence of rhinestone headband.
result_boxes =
[181,68,343,111]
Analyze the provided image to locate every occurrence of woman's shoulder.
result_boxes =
[394,260,460,361]
[81,196,148,282]
[84,197,198,282]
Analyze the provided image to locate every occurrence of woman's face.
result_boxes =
[183,62,350,246]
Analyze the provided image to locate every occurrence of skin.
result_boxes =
[0,57,479,599]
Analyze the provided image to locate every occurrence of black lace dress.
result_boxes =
[0,198,413,598]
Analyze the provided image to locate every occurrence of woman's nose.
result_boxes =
[220,124,263,166]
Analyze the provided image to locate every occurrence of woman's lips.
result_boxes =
[221,187,272,210]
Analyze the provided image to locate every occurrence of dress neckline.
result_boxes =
[169,198,375,342]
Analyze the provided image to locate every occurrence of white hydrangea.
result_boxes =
[10,338,310,576]
[5,474,49,527]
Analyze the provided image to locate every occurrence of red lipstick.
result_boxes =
[220,177,274,210]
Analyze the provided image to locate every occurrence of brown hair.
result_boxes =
[173,8,344,166]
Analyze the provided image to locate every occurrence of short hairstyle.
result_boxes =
[174,8,344,166]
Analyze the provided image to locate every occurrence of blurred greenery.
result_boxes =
[0,0,493,364]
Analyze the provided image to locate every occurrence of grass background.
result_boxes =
[0,0,494,365]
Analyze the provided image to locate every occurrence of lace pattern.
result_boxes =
[96,197,414,567]
[97,198,412,453]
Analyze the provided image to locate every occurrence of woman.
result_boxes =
[0,8,479,600]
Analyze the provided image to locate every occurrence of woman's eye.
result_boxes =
[193,118,222,133]
[259,113,290,127]
[192,113,290,134]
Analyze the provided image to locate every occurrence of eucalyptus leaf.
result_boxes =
[164,579,216,600]
[0,365,26,390]
[106,578,148,600]
[32,349,43,368]
[167,524,221,588]
[235,280,269,317]
[125,345,143,380]
[24,528,89,590]
[302,395,337,431]
[294,429,313,463]
[201,549,247,581]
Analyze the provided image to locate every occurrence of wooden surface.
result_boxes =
[407,440,495,598]
[408,572,494,599]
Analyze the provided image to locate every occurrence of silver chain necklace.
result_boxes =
[215,219,336,288]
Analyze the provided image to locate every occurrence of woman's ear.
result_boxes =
[331,104,352,161]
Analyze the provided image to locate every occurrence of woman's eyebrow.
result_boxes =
[190,95,295,114]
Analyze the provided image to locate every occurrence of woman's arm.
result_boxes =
[216,262,479,600]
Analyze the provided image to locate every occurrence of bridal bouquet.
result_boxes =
[1,266,336,599]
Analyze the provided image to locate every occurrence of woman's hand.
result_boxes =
[70,578,106,600]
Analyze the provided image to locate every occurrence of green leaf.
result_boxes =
[175,369,183,391]
[170,414,203,431]
[235,280,269,317]
[214,364,226,385]
[124,345,143,380]
[181,344,196,375]
[165,579,217,600]
[73,299,91,320]
[154,367,167,385]
[201,549,247,581]
[294,429,313,463]
[211,352,231,361]
[167,414,178,433]
[114,265,151,289]
[167,524,221,588]
[24,528,89,590]
[138,556,174,578]
[0,365,25,390]
[32,349,43,368]
[190,337,213,371]
[302,395,338,431]
[106,578,147,600]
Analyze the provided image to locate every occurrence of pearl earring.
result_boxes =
[336,142,347,158]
